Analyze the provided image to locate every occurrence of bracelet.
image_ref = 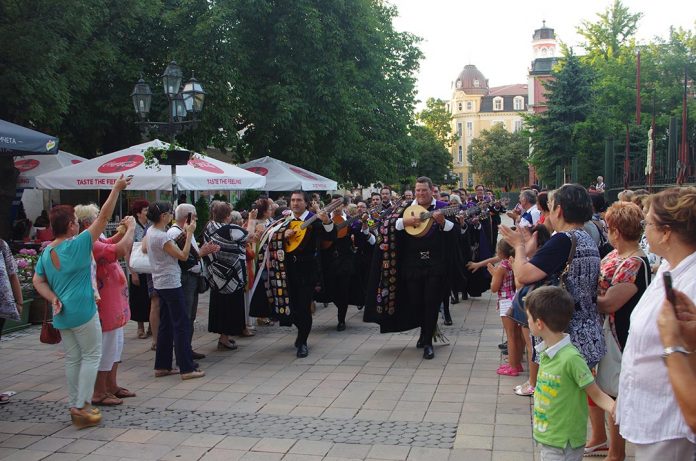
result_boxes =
[662,346,691,360]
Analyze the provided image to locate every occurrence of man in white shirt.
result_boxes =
[518,189,541,228]
[167,204,219,359]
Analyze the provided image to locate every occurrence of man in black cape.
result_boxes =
[363,177,464,360]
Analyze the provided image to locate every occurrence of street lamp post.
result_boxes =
[131,61,206,202]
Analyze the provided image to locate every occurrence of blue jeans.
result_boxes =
[60,313,102,408]
[155,287,195,373]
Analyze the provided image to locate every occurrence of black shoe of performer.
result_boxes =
[337,322,346,332]
[444,317,453,326]
[297,344,309,358]
[423,345,434,360]
[357,305,364,310]
[450,296,459,304]
[498,341,508,350]
[416,338,424,349]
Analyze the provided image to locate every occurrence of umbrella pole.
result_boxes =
[171,164,177,206]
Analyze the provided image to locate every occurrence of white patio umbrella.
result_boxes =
[14,150,86,188]
[239,156,337,191]
[35,140,266,191]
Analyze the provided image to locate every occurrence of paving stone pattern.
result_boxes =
[0,399,457,449]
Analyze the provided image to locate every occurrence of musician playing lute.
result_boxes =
[364,176,462,360]
[268,191,335,358]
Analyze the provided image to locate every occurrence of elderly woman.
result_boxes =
[500,184,604,397]
[616,187,696,460]
[32,176,130,428]
[204,202,253,349]
[586,201,650,459]
[74,204,136,407]
[128,199,152,340]
[143,202,202,380]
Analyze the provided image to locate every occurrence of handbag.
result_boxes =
[595,316,621,397]
[39,306,61,344]
[510,232,577,327]
[130,242,153,274]
[196,274,209,294]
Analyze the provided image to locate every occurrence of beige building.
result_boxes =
[446,65,527,188]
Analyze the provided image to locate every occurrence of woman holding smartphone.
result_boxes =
[615,186,696,460]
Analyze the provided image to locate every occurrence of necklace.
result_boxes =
[618,248,640,260]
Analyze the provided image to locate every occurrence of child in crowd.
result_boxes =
[488,240,522,376]
[525,286,615,461]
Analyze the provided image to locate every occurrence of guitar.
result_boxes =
[403,204,483,237]
[284,198,343,253]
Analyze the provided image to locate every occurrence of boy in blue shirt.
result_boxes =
[526,286,615,461]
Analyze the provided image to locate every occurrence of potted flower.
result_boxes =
[15,248,38,299]
[142,142,192,169]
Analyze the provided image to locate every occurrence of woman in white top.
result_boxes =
[143,202,203,380]
[616,186,696,460]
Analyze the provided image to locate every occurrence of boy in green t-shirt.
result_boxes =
[525,286,615,461]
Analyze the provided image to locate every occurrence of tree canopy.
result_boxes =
[468,125,528,191]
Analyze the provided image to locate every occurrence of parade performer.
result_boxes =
[364,176,461,360]
[264,191,335,358]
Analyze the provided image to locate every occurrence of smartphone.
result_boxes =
[126,175,134,180]
[186,212,192,224]
[663,271,676,309]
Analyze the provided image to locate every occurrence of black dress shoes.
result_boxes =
[337,322,346,331]
[297,344,309,358]
[443,316,453,326]
[423,345,434,360]
[416,338,424,349]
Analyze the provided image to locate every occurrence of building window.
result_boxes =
[457,122,462,137]
[466,121,473,137]
[514,119,523,132]
[446,103,450,113]
[458,146,463,164]
[513,96,524,111]
[467,172,473,187]
[466,101,473,111]
[458,173,464,187]
[456,79,462,88]
[473,79,480,88]
[457,102,463,111]
[493,97,503,111]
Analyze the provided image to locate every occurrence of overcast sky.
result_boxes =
[390,0,695,108]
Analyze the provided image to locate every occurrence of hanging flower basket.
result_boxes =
[142,145,192,169]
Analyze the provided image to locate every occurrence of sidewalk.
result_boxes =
[0,292,633,461]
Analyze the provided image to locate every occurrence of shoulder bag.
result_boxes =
[129,242,153,274]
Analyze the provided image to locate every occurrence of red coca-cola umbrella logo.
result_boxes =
[246,166,268,176]
[188,158,224,174]
[14,159,40,172]
[97,155,143,173]
[289,166,318,180]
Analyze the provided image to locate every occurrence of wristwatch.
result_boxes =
[662,346,691,360]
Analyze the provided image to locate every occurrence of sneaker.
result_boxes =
[514,383,534,396]
[496,364,519,376]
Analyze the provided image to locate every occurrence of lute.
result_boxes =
[403,204,482,237]
[284,198,342,253]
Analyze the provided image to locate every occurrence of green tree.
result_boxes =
[401,125,452,187]
[525,50,595,186]
[468,125,528,190]
[576,0,642,62]
[417,98,457,147]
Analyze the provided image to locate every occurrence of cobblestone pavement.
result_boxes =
[0,291,635,461]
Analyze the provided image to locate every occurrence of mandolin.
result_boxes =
[403,204,483,237]
[284,198,343,253]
